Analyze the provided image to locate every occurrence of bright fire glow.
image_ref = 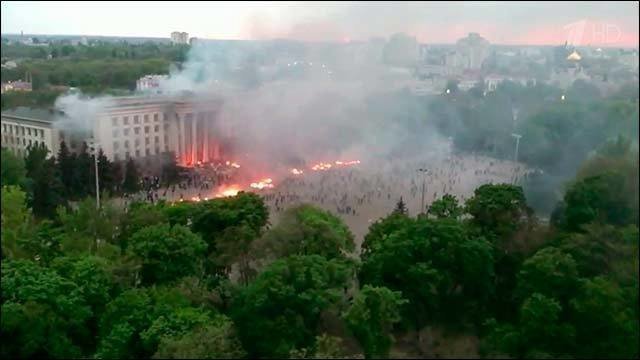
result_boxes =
[311,160,360,171]
[311,162,333,171]
[250,178,274,190]
[335,160,361,166]
[216,185,242,198]
[231,162,240,168]
[291,168,304,175]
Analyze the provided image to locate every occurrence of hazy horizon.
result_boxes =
[1,1,638,48]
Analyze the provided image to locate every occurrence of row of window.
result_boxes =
[109,112,215,127]
[2,123,46,138]
[113,124,167,138]
[2,135,46,148]
[111,113,169,127]
[113,135,167,150]
[113,145,169,162]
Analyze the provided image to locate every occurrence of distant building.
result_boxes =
[2,95,228,166]
[485,74,537,92]
[1,80,32,94]
[136,75,168,93]
[455,33,490,70]
[171,31,189,44]
[1,61,18,69]
[1,107,62,158]
[567,50,582,61]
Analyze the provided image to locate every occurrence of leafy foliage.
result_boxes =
[129,224,207,285]
[261,204,355,260]
[231,255,351,358]
[343,285,407,358]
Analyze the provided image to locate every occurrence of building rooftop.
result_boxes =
[567,50,582,61]
[1,106,63,123]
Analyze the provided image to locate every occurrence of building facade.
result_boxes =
[2,95,229,167]
[455,33,490,70]
[170,31,189,45]
[1,107,61,157]
[136,75,168,93]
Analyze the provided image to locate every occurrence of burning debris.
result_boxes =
[311,160,361,171]
[250,178,274,190]
[215,184,242,198]
[311,162,333,171]
[291,168,304,175]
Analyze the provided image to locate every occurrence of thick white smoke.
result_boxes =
[164,39,450,172]
[53,93,114,136]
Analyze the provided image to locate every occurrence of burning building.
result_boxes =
[77,94,228,166]
[3,93,230,166]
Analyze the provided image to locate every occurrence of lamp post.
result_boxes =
[511,133,522,163]
[88,139,100,210]
[417,168,428,213]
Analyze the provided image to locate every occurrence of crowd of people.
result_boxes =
[123,152,533,244]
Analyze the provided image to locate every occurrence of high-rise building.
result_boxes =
[455,33,490,70]
[170,31,189,44]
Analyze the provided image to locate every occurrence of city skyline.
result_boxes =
[1,1,638,47]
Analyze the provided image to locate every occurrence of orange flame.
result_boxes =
[216,184,241,197]
[291,168,304,175]
[311,162,333,171]
[250,178,274,190]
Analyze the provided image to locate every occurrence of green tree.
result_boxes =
[232,255,351,358]
[482,293,576,358]
[118,202,168,253]
[428,194,463,219]
[261,204,355,260]
[97,148,116,195]
[96,289,153,359]
[360,217,494,333]
[161,151,182,185]
[1,147,26,187]
[560,172,635,231]
[1,259,92,358]
[74,142,92,198]
[50,255,115,352]
[140,307,212,354]
[516,247,579,306]
[392,197,408,215]
[343,285,407,359]
[29,155,65,218]
[56,197,122,255]
[122,158,140,194]
[56,141,75,197]
[129,224,207,285]
[570,277,639,358]
[0,186,34,259]
[153,315,246,359]
[465,183,532,240]
[361,212,412,258]
[215,224,259,285]
[558,223,639,283]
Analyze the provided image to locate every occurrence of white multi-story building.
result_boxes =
[136,75,168,93]
[485,74,537,92]
[454,33,490,70]
[1,107,61,158]
[2,95,229,167]
[170,31,189,45]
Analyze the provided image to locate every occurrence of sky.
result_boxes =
[1,1,638,47]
